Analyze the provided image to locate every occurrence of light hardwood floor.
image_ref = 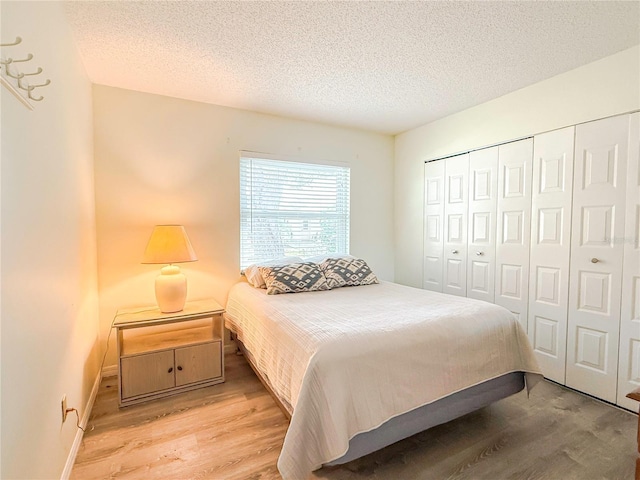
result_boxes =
[72,353,638,479]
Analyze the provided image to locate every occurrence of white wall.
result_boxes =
[93,85,394,367]
[394,45,640,287]
[0,2,99,479]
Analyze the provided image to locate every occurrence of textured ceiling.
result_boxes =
[64,1,640,135]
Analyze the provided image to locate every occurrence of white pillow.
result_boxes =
[243,256,304,288]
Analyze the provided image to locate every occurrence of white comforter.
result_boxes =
[225,281,542,480]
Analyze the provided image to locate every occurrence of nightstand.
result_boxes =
[114,298,225,407]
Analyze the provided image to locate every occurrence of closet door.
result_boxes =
[423,160,445,291]
[528,127,575,384]
[443,154,469,296]
[467,146,499,303]
[566,115,629,403]
[617,112,640,410]
[495,139,533,330]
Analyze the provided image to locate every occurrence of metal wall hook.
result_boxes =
[27,89,43,101]
[0,37,22,47]
[0,57,13,65]
[11,53,33,63]
[22,67,42,76]
[28,78,50,89]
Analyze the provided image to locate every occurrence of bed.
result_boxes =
[224,279,542,480]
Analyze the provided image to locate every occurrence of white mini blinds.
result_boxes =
[240,155,350,269]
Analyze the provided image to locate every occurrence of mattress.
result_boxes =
[225,281,542,479]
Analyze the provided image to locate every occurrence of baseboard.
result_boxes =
[101,365,118,378]
[60,368,101,480]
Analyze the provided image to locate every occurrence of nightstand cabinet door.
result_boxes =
[175,342,222,387]
[121,350,175,398]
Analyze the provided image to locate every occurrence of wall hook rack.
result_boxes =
[0,36,50,110]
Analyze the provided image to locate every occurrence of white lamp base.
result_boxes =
[155,265,187,313]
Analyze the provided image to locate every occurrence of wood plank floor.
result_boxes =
[72,353,638,479]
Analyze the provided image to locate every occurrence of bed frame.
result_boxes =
[231,331,525,466]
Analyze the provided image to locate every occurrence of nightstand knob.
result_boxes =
[167,367,173,373]
[177,366,183,371]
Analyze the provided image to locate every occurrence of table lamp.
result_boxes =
[142,225,198,313]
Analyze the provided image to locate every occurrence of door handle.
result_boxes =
[451,250,459,254]
[591,258,599,263]
[476,251,484,256]
[167,367,173,373]
[177,366,183,371]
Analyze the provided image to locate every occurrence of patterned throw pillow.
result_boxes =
[319,257,379,289]
[244,256,303,288]
[259,262,330,295]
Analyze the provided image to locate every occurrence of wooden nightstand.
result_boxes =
[114,298,225,407]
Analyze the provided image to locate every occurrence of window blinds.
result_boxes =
[240,156,350,268]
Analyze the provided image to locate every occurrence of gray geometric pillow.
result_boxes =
[259,262,330,295]
[319,257,379,289]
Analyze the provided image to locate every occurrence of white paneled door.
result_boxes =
[528,127,575,384]
[467,147,499,303]
[495,139,533,330]
[617,112,640,410]
[423,160,445,292]
[566,115,630,403]
[443,154,469,296]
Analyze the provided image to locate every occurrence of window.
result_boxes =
[240,154,350,269]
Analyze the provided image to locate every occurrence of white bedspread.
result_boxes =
[225,281,542,480]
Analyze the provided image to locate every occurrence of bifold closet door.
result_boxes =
[566,114,629,403]
[495,139,533,330]
[467,147,498,303]
[528,127,575,384]
[443,154,469,296]
[617,112,640,410]
[423,160,445,292]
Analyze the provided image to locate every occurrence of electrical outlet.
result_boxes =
[61,395,67,422]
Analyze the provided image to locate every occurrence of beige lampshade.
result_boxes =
[142,225,198,264]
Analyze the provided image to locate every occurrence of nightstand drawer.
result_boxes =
[121,350,175,398]
[175,341,222,386]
